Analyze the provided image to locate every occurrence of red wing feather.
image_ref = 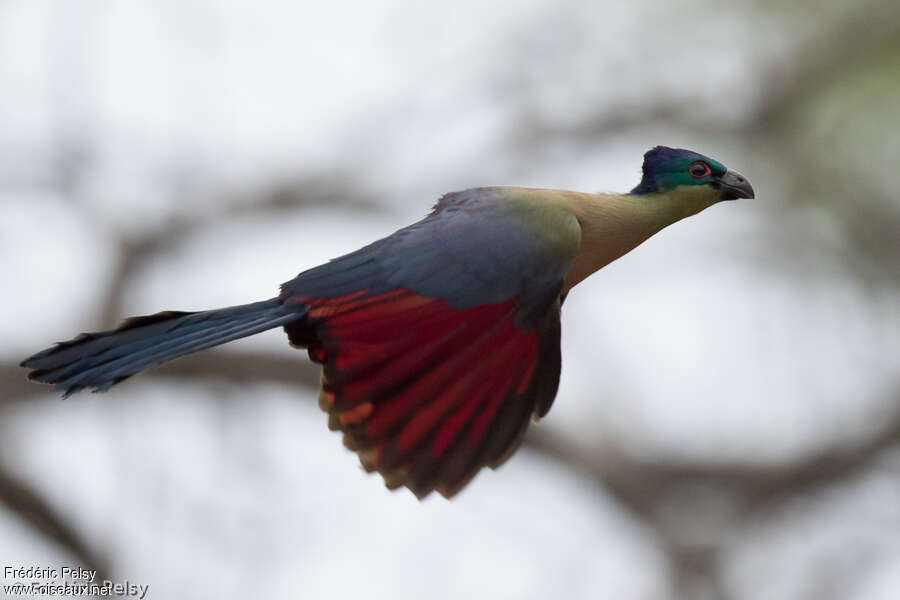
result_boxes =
[297,288,549,498]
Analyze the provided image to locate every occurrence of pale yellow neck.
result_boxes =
[561,188,718,292]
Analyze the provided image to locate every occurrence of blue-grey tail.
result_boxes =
[20,299,306,397]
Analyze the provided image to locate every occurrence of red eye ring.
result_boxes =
[689,161,712,178]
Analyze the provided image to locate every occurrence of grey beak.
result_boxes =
[717,169,755,200]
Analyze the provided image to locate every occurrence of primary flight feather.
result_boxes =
[21,146,754,498]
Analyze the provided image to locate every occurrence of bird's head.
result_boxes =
[631,146,754,210]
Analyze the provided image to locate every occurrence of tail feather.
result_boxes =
[21,299,306,397]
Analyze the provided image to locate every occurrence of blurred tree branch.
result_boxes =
[98,174,383,324]
[7,348,898,599]
[0,470,110,584]
[9,352,898,514]
[751,0,900,130]
[5,349,898,588]
[527,400,900,519]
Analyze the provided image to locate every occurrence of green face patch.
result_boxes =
[631,146,728,194]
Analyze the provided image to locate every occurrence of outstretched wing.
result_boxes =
[281,187,581,498]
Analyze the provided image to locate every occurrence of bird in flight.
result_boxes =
[21,146,754,499]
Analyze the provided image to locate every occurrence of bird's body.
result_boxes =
[21,147,754,498]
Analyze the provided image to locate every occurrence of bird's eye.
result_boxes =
[689,161,711,178]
